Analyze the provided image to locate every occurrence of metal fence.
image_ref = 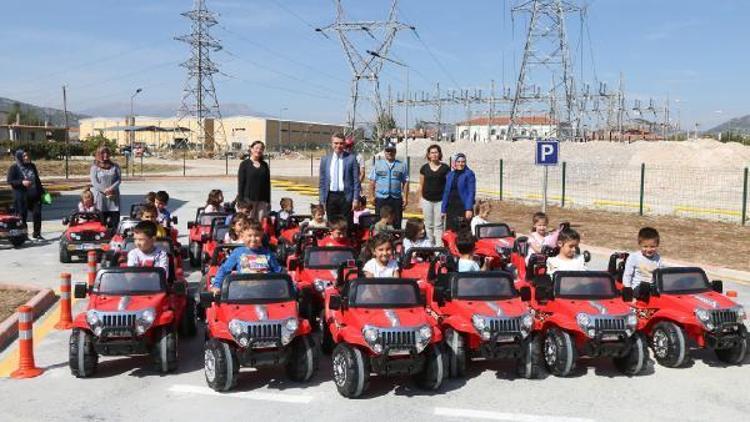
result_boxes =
[395,156,749,225]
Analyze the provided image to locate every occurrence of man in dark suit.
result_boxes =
[319,133,361,223]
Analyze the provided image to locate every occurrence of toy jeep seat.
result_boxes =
[526,254,548,281]
[400,247,450,269]
[514,236,529,257]
[474,223,515,239]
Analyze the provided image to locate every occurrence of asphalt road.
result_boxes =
[1,178,749,422]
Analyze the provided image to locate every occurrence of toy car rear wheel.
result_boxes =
[332,344,369,398]
[650,322,688,368]
[188,241,200,268]
[445,328,466,378]
[714,336,748,365]
[517,334,543,379]
[69,329,98,378]
[179,294,197,338]
[319,310,334,355]
[614,333,649,375]
[10,236,25,248]
[286,335,318,382]
[204,339,238,392]
[152,327,178,373]
[543,328,577,377]
[59,240,71,263]
[414,343,445,391]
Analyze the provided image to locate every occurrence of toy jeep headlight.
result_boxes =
[135,308,155,335]
[735,306,746,322]
[521,312,534,337]
[281,317,298,345]
[94,233,103,241]
[229,319,250,347]
[71,233,81,241]
[625,311,638,336]
[362,325,383,353]
[86,310,103,336]
[313,279,331,292]
[0,222,6,228]
[576,313,596,338]
[694,308,714,330]
[472,314,486,331]
[415,325,432,353]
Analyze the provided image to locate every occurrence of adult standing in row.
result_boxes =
[369,142,408,229]
[238,141,271,220]
[441,153,476,232]
[90,146,121,229]
[6,150,45,240]
[319,133,360,222]
[418,144,449,246]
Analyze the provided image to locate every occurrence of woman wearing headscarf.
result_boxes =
[90,145,122,228]
[441,152,476,232]
[6,150,44,240]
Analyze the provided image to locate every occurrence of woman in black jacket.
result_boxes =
[237,141,271,220]
[6,150,44,240]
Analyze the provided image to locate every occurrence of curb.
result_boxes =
[0,285,58,351]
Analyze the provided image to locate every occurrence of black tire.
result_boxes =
[543,328,577,377]
[714,336,748,365]
[517,334,544,379]
[414,343,445,391]
[445,328,466,378]
[179,294,197,337]
[332,343,369,398]
[319,310,334,355]
[300,291,317,331]
[614,333,649,375]
[152,327,178,373]
[204,339,238,392]
[650,321,688,368]
[59,240,71,264]
[286,335,317,382]
[69,329,98,378]
[10,236,25,248]
[188,241,200,268]
[277,240,289,267]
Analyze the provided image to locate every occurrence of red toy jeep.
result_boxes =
[69,267,196,377]
[200,220,231,274]
[399,247,451,285]
[532,271,648,377]
[0,212,27,248]
[321,269,445,398]
[428,268,540,378]
[59,211,112,263]
[288,246,357,327]
[630,267,747,367]
[187,209,228,268]
[443,223,518,271]
[199,273,317,391]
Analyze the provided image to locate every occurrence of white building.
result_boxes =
[455,116,555,142]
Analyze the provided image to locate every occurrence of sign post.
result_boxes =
[535,139,560,213]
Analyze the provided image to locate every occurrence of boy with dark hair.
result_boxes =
[456,230,481,272]
[127,221,169,278]
[154,191,171,227]
[623,227,662,290]
[319,215,352,247]
[211,220,282,294]
[372,204,395,235]
[139,204,168,238]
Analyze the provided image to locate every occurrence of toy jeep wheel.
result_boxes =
[152,327,178,373]
[518,334,543,379]
[69,329,98,378]
[319,310,334,355]
[179,294,197,338]
[59,240,71,263]
[188,241,200,268]
[286,335,317,382]
[714,336,748,365]
[10,236,25,248]
[445,328,466,378]
[544,328,577,377]
[204,339,238,392]
[614,333,648,375]
[414,344,445,391]
[651,322,688,368]
[332,344,369,398]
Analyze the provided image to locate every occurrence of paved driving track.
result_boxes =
[0,177,748,422]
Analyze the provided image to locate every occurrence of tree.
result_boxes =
[5,102,43,126]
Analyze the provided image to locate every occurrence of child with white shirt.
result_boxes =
[546,228,586,275]
[363,234,400,278]
[622,227,662,290]
[204,189,224,213]
[403,218,433,253]
[78,188,97,213]
[127,221,169,279]
[470,200,492,235]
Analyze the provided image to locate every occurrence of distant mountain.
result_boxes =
[78,101,270,118]
[0,97,88,127]
[706,115,750,134]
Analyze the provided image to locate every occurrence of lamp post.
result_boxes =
[129,88,143,176]
[278,107,288,154]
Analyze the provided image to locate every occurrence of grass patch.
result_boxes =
[0,159,181,177]
[0,288,36,323]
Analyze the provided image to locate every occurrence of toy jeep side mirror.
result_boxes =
[634,284,651,301]
[73,283,88,299]
[173,282,187,295]
[535,281,554,302]
[621,287,634,302]
[329,295,342,310]
[711,280,723,294]
[583,250,591,263]
[62,217,70,226]
[519,286,532,302]
[199,291,215,307]
[187,222,195,229]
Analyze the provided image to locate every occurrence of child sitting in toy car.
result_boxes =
[211,219,282,294]
[363,234,400,278]
[546,228,587,275]
[127,221,169,279]
[154,190,172,228]
[139,204,168,239]
[402,218,433,255]
[622,227,662,290]
[224,213,249,243]
[456,230,488,272]
[319,216,352,248]
[78,188,97,213]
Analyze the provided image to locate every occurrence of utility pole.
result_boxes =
[62,85,69,179]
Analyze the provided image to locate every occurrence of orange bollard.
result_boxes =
[87,251,97,287]
[55,273,73,330]
[11,305,44,379]
[726,290,738,298]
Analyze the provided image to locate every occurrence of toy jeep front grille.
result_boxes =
[102,313,137,328]
[247,322,282,341]
[79,231,102,241]
[593,316,626,331]
[380,328,417,348]
[487,317,521,333]
[709,309,738,327]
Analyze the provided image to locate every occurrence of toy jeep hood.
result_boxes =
[658,291,737,312]
[217,301,298,323]
[553,298,632,316]
[452,298,528,319]
[89,293,166,313]
[346,307,431,329]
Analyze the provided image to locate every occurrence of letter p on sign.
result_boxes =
[535,139,559,166]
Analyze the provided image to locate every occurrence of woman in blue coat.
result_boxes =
[441,153,476,232]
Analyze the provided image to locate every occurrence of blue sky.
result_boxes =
[1,0,748,129]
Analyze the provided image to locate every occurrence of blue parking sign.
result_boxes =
[535,139,559,166]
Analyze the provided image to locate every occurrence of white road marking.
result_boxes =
[168,384,314,404]
[434,407,596,422]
